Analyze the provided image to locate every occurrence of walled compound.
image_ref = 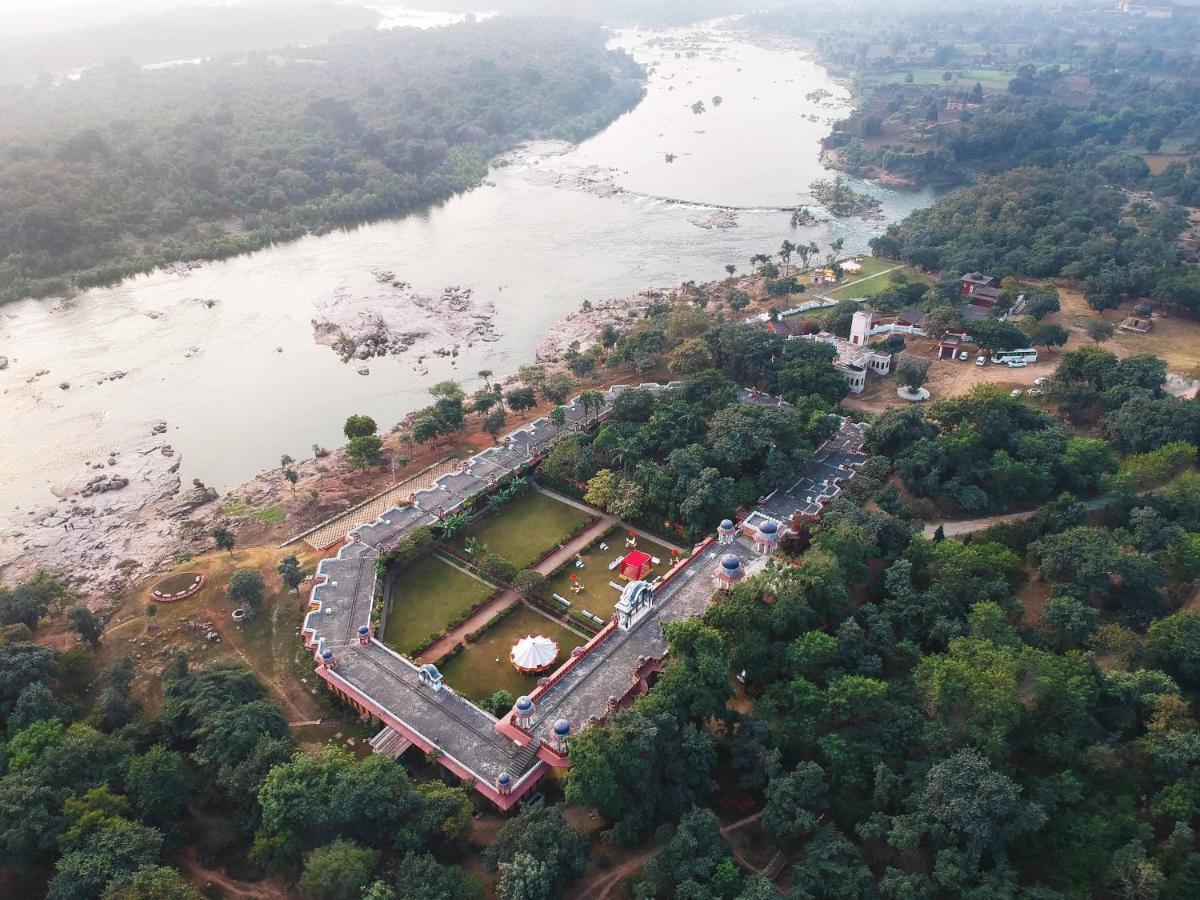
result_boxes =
[301,383,868,810]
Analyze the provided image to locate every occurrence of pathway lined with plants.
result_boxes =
[532,484,687,553]
[418,512,619,664]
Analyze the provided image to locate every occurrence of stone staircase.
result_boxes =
[511,737,542,775]
[369,726,413,759]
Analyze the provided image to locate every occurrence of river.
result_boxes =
[0,14,938,517]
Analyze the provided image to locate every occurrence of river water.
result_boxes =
[0,14,937,516]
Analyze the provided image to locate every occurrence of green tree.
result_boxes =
[124,746,190,826]
[210,524,236,557]
[347,434,383,470]
[483,407,508,443]
[343,415,378,439]
[1086,320,1115,344]
[1146,613,1200,691]
[667,337,715,376]
[583,469,618,509]
[227,569,266,609]
[1028,322,1069,352]
[542,374,576,406]
[101,865,202,900]
[895,356,930,391]
[505,386,538,419]
[549,406,567,428]
[485,802,588,898]
[394,852,482,900]
[299,839,380,900]
[68,606,103,648]
[277,555,307,593]
[49,817,163,900]
[762,762,828,841]
[513,571,552,604]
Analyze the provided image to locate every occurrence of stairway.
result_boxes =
[512,737,542,774]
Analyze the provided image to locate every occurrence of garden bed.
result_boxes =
[453,490,593,569]
[379,556,497,656]
[436,605,588,704]
[150,572,205,602]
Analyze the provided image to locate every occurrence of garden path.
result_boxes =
[418,512,618,664]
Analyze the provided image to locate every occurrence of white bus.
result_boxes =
[991,348,1038,366]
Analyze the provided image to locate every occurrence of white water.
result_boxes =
[0,18,937,516]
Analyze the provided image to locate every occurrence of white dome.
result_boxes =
[510,634,560,672]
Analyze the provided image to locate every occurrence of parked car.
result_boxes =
[1028,388,1043,397]
[958,350,969,361]
[1034,377,1049,386]
[1005,359,1027,368]
[1011,389,1023,398]
[976,356,986,366]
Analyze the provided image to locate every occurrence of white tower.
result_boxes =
[850,310,874,346]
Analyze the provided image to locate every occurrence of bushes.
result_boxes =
[477,553,517,585]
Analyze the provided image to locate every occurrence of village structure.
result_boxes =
[301,384,868,810]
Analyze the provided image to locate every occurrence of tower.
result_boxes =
[850,310,874,346]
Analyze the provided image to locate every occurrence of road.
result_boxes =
[923,496,1113,539]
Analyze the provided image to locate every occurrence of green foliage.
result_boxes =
[343,415,378,440]
[0,18,645,304]
[226,569,266,609]
[347,434,384,470]
[394,852,482,900]
[485,801,589,897]
[299,839,380,900]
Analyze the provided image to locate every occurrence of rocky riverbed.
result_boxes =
[0,434,220,604]
[311,275,499,375]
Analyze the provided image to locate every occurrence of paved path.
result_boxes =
[810,263,905,303]
[923,496,1112,539]
[418,511,619,664]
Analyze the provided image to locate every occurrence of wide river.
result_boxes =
[0,12,938,516]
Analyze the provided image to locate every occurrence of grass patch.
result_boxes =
[454,491,592,569]
[437,605,588,703]
[381,556,496,656]
[254,504,285,525]
[1054,286,1200,373]
[826,259,931,301]
[861,67,1012,89]
[219,498,251,517]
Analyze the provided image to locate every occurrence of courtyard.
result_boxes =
[544,526,681,621]
[436,604,589,704]
[380,555,496,656]
[453,490,593,569]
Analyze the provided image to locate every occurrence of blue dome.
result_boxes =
[515,695,533,712]
[321,649,333,660]
[719,519,734,530]
[721,554,741,572]
[759,520,779,536]
[358,624,370,635]
[498,772,511,786]
[553,718,571,736]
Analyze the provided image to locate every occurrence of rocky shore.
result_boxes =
[0,433,220,605]
[312,275,499,375]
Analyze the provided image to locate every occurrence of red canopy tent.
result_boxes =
[619,549,653,581]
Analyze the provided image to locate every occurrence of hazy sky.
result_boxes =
[0,0,238,36]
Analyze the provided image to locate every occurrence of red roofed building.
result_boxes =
[619,549,653,581]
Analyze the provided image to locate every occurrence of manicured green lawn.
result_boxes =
[862,67,1012,90]
[381,556,496,655]
[455,491,592,568]
[544,527,680,620]
[826,260,932,301]
[437,605,588,703]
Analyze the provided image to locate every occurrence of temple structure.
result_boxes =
[301,384,867,810]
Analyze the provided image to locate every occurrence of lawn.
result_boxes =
[437,604,588,704]
[454,490,592,569]
[825,259,931,301]
[381,556,497,655]
[544,527,681,620]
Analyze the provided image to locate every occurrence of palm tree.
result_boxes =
[779,240,795,277]
[578,391,604,425]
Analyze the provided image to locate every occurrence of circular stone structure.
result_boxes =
[150,572,205,603]
[510,634,560,674]
[897,386,931,402]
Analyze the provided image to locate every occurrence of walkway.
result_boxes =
[533,484,687,553]
[418,511,619,663]
[923,496,1112,539]
[811,263,905,303]
[287,457,460,551]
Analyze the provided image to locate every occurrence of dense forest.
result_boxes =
[0,16,645,303]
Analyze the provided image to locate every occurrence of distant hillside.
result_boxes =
[0,1,381,84]
[0,16,646,304]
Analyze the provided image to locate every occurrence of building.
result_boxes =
[960,272,1001,304]
[794,311,892,393]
